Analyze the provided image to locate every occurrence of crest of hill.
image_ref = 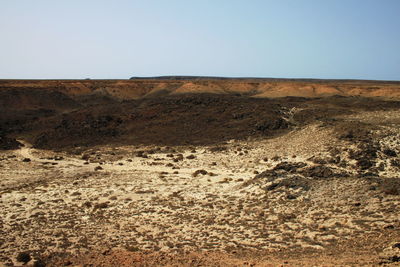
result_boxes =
[0,78,400,103]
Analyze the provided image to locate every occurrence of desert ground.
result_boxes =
[1,78,400,266]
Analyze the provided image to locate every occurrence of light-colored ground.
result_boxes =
[1,111,400,266]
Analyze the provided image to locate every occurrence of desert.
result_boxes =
[1,78,400,266]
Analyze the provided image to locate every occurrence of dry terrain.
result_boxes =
[1,78,400,266]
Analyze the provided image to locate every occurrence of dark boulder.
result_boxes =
[301,165,334,178]
[273,161,307,173]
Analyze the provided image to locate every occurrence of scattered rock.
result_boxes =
[380,242,400,264]
[186,154,196,159]
[271,156,280,161]
[383,149,397,157]
[94,202,108,209]
[16,251,31,264]
[94,166,103,171]
[301,165,334,178]
[83,201,92,208]
[273,161,307,173]
[174,154,184,162]
[391,159,400,168]
[193,169,208,177]
[311,157,327,165]
[356,158,374,170]
[209,146,227,152]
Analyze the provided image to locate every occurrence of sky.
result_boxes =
[0,0,399,80]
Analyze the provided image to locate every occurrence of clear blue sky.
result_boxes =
[1,0,399,80]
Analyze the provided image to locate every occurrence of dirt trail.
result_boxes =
[16,140,40,160]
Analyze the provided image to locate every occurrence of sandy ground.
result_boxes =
[1,110,400,266]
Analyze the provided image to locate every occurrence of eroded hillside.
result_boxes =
[1,78,400,102]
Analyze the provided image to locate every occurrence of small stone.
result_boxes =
[186,154,196,159]
[94,202,108,209]
[94,166,103,171]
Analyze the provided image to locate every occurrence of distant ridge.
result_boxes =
[129,76,400,83]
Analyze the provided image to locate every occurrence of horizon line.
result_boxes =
[1,76,400,83]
